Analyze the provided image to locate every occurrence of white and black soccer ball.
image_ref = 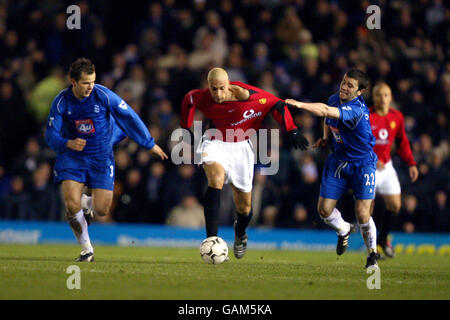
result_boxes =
[199,236,229,264]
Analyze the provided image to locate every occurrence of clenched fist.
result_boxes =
[67,138,87,151]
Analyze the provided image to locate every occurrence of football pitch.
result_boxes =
[0,244,448,300]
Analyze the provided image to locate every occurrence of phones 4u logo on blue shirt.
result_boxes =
[75,119,95,134]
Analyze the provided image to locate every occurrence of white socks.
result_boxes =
[324,208,377,254]
[359,217,377,253]
[81,194,93,211]
[323,208,351,236]
[68,209,94,253]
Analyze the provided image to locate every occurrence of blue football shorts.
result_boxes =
[319,155,376,200]
[53,154,115,190]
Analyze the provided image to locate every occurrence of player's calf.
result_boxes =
[203,186,221,237]
[235,210,252,237]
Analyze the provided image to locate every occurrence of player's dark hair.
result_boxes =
[345,69,369,91]
[70,58,95,81]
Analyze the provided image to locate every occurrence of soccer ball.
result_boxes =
[199,236,229,264]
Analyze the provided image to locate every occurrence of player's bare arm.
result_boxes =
[285,99,340,119]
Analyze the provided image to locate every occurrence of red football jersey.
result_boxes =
[180,81,297,142]
[370,107,416,166]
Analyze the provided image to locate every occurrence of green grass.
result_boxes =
[0,244,448,300]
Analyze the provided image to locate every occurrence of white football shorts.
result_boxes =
[375,160,401,195]
[199,138,254,193]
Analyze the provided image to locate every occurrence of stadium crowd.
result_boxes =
[0,0,448,233]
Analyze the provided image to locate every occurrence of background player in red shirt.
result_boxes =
[181,68,308,259]
[370,82,419,258]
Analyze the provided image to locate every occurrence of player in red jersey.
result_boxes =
[370,82,419,257]
[181,67,309,259]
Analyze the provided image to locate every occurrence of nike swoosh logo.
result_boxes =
[228,109,236,112]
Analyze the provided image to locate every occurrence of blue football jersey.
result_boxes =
[325,93,377,163]
[45,84,154,159]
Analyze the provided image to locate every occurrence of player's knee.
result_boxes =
[207,177,224,190]
[355,209,371,224]
[93,204,109,216]
[94,209,108,217]
[317,203,332,218]
[236,203,251,215]
[65,198,81,216]
[386,202,401,214]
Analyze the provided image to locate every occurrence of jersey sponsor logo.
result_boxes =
[378,128,388,140]
[375,129,389,145]
[330,126,343,143]
[259,98,267,104]
[243,109,255,118]
[231,109,263,126]
[75,119,95,134]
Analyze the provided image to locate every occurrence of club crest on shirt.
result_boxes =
[75,119,95,134]
[390,121,396,129]
[259,98,267,104]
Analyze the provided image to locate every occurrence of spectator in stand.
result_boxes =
[3,176,30,220]
[28,162,61,221]
[166,194,205,228]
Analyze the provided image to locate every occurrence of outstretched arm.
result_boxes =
[270,101,298,132]
[107,89,167,160]
[285,99,340,119]
[271,100,309,150]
